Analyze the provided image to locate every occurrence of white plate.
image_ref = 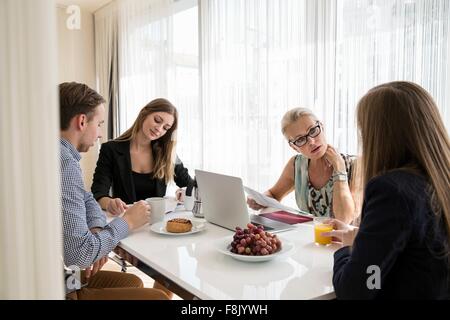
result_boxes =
[214,236,295,262]
[150,220,206,236]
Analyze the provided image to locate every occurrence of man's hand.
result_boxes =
[84,227,108,281]
[122,200,151,231]
[107,198,128,216]
[84,256,108,280]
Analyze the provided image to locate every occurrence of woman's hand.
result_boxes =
[322,218,359,247]
[175,188,185,203]
[246,197,267,211]
[324,145,346,172]
[107,198,128,216]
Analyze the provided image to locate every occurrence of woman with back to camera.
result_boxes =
[324,81,450,299]
[247,108,359,224]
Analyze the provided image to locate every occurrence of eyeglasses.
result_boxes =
[289,122,322,147]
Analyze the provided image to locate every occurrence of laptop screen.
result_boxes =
[195,170,294,232]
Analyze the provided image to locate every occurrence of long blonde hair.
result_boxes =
[357,81,450,244]
[116,98,178,184]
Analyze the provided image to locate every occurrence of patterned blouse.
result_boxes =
[294,153,356,217]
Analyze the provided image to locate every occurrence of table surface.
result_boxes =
[108,205,340,300]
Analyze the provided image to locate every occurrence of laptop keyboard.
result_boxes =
[250,214,294,233]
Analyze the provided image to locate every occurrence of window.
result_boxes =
[114,0,449,206]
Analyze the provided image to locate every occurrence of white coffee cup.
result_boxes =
[145,197,166,224]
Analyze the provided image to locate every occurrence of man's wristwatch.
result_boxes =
[332,171,348,182]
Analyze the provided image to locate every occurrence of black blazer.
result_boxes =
[333,170,449,299]
[91,140,194,204]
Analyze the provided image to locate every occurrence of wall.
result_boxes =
[56,6,106,190]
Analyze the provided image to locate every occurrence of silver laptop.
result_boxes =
[195,169,294,233]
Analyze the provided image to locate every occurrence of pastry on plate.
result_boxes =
[166,218,193,233]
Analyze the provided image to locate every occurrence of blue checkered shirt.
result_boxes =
[60,138,129,268]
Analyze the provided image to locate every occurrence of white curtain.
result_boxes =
[95,1,120,139]
[0,0,64,299]
[200,0,339,200]
[200,0,450,199]
[336,0,450,152]
[104,0,449,204]
[117,0,202,179]
[117,0,175,118]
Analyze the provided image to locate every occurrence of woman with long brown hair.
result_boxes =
[92,98,193,215]
[324,81,450,299]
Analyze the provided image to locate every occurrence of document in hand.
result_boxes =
[243,186,313,217]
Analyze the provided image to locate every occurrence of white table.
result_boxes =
[107,208,339,300]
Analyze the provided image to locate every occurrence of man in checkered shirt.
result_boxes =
[59,82,168,300]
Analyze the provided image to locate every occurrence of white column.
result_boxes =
[0,0,64,299]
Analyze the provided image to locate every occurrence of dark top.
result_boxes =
[132,171,157,201]
[333,170,449,299]
[92,140,194,204]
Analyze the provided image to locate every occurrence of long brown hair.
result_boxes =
[116,98,178,183]
[357,81,450,244]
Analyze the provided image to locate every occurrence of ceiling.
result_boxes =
[55,0,113,13]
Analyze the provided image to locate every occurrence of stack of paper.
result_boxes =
[244,186,313,217]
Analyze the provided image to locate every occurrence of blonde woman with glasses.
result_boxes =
[247,108,359,224]
[325,81,450,299]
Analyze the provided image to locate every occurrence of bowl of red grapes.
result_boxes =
[230,223,283,256]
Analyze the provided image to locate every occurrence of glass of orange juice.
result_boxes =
[314,217,333,246]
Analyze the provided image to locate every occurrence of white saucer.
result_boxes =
[150,220,206,236]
